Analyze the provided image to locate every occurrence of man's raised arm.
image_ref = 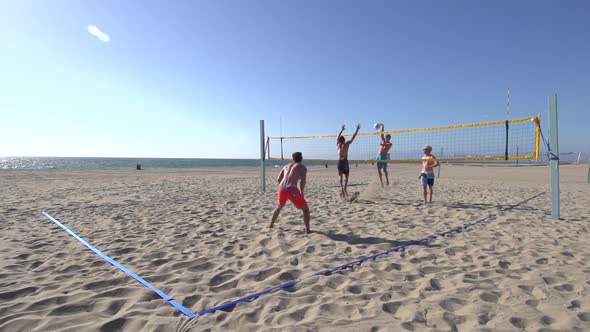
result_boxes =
[348,124,361,144]
[337,125,345,144]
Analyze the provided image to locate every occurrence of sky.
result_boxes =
[0,0,588,159]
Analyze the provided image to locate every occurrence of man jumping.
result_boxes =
[376,123,392,187]
[336,124,360,197]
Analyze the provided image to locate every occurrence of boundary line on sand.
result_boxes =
[189,192,545,318]
[41,192,544,319]
[41,210,196,318]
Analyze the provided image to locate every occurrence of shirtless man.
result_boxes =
[269,152,311,234]
[336,124,361,197]
[419,145,440,204]
[376,124,393,187]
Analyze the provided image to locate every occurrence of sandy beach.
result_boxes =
[1,163,590,331]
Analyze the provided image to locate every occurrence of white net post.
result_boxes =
[260,120,266,193]
[549,95,560,220]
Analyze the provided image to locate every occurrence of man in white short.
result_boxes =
[419,145,439,204]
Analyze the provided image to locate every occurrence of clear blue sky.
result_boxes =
[1,0,588,158]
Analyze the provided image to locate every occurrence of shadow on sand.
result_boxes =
[443,201,537,211]
[316,230,429,247]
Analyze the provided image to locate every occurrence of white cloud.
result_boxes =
[87,25,110,42]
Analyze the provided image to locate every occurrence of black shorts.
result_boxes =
[337,159,350,175]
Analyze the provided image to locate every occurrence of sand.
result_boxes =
[1,163,589,331]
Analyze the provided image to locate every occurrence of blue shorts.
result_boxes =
[376,154,390,169]
[420,172,435,186]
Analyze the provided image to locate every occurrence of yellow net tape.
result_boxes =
[268,116,540,163]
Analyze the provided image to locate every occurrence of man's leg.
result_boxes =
[378,168,383,187]
[270,204,283,228]
[301,205,311,234]
[339,174,345,197]
[344,173,349,195]
[422,185,428,204]
[384,168,390,185]
[428,185,434,203]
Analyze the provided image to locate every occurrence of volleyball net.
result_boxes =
[267,116,541,163]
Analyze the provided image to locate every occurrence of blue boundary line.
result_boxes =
[41,210,196,318]
[41,192,544,319]
[190,191,545,318]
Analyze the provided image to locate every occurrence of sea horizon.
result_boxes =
[1,154,586,170]
[0,156,271,170]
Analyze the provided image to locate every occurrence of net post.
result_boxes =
[549,95,560,220]
[535,115,541,160]
[586,152,589,184]
[504,120,509,160]
[260,120,266,193]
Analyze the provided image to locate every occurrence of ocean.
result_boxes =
[1,155,586,170]
[0,157,276,170]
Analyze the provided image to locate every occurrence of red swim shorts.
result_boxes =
[277,186,307,209]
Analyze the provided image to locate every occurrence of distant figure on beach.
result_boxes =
[337,124,361,197]
[419,145,440,204]
[270,152,311,234]
[376,124,392,187]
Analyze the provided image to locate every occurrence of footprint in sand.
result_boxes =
[518,284,535,295]
[577,312,590,322]
[561,251,575,258]
[478,312,493,325]
[380,293,392,302]
[540,315,554,326]
[381,301,402,314]
[509,317,528,329]
[479,292,499,303]
[100,318,127,332]
[567,300,581,311]
[427,278,442,291]
[553,284,575,292]
[443,312,466,328]
[182,294,201,307]
[536,257,549,264]
[439,298,466,312]
[542,276,561,285]
[0,286,38,301]
[384,263,402,272]
[525,299,539,308]
[347,285,363,294]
